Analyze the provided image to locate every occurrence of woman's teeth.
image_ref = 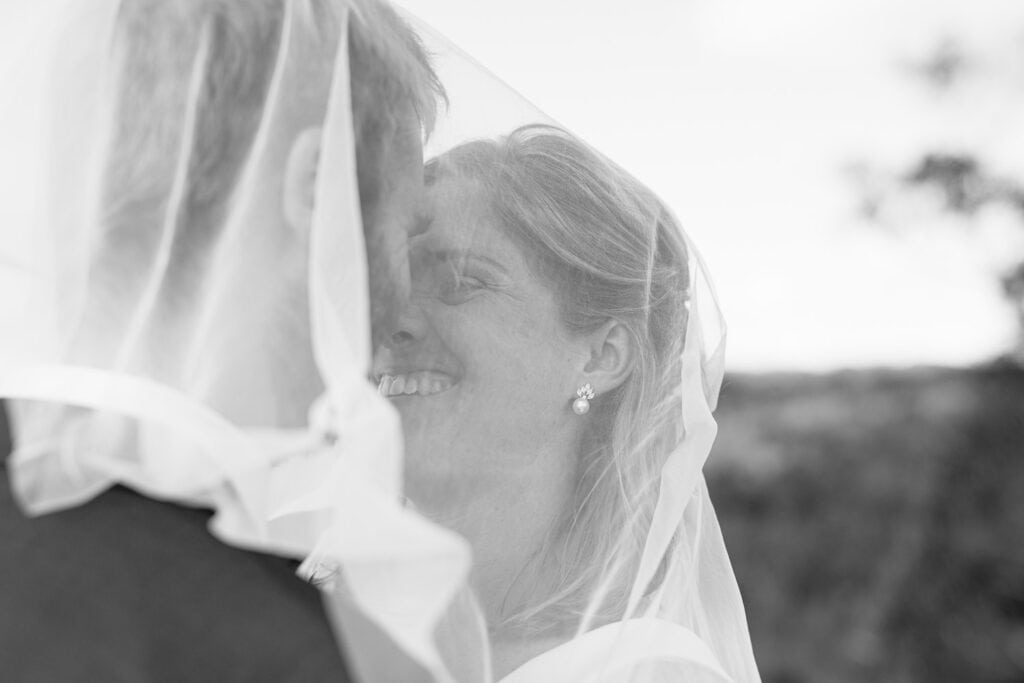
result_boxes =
[378,372,454,398]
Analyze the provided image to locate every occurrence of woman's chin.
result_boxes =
[386,383,462,443]
[399,443,462,517]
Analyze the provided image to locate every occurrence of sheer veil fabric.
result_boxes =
[0,2,760,682]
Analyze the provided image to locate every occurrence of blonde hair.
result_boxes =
[429,125,691,633]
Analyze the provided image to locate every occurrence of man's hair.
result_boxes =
[104,0,443,249]
[347,0,446,221]
[97,0,290,364]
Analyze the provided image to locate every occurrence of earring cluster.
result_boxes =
[572,383,595,415]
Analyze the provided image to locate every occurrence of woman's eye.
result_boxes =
[439,271,486,302]
[409,254,492,304]
[454,273,485,290]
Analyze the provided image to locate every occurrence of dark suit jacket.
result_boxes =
[0,404,350,682]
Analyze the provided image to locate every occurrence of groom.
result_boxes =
[0,1,441,680]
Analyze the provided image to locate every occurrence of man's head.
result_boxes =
[88,0,443,421]
[285,0,446,350]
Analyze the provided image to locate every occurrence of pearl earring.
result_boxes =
[572,383,595,415]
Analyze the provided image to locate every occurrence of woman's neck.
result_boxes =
[422,445,575,625]
[409,437,581,676]
[461,483,564,614]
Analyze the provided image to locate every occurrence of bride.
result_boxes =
[374,124,760,682]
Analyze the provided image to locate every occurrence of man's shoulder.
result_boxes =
[0,470,349,682]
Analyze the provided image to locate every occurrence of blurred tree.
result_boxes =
[710,366,1024,683]
[903,150,1024,354]
[852,35,1024,360]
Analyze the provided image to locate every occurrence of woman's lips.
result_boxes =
[377,370,456,398]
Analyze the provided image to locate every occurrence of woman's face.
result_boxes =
[373,174,588,519]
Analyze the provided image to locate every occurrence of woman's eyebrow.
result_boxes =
[427,248,508,274]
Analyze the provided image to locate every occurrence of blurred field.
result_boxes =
[709,363,1024,683]
[3,364,1021,681]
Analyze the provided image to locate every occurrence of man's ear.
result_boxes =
[582,319,635,396]
[283,127,322,233]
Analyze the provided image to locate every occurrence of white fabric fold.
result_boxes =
[1,363,473,681]
[501,619,731,683]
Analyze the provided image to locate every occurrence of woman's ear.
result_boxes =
[582,320,635,395]
[283,127,322,233]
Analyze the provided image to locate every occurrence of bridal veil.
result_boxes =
[0,2,760,681]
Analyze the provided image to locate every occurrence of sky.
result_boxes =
[1,1,1022,373]
[398,0,1024,371]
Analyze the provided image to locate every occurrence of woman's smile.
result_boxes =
[376,370,457,397]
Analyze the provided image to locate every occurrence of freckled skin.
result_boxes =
[374,175,588,544]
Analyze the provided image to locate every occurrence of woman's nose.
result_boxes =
[388,329,415,347]
[381,300,428,350]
